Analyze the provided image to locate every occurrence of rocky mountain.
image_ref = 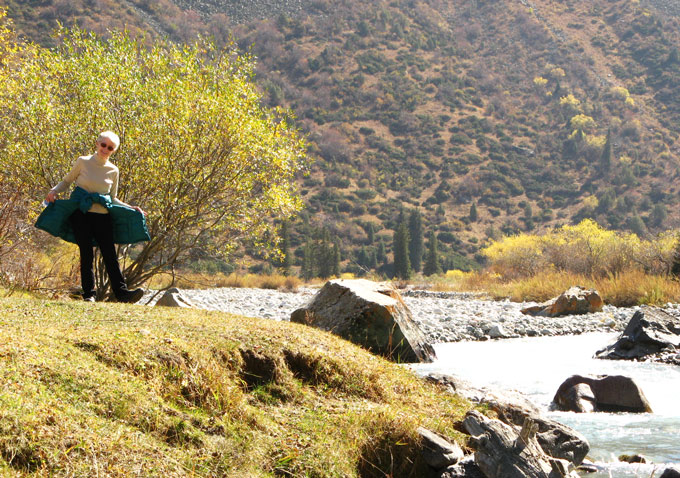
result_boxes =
[5,0,680,274]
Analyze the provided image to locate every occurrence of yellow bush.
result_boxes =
[482,219,679,279]
[533,76,548,87]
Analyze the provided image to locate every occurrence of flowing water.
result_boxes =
[415,333,680,477]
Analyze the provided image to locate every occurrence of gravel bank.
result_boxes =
[144,287,680,344]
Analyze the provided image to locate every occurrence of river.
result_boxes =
[415,333,680,477]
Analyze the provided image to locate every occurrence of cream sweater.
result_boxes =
[50,153,126,213]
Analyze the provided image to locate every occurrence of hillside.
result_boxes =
[4,0,680,275]
[0,296,469,476]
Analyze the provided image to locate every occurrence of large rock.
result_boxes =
[463,410,579,478]
[521,286,603,317]
[155,288,195,308]
[417,427,464,470]
[290,279,436,363]
[424,373,589,466]
[660,467,680,478]
[595,306,680,364]
[552,375,652,413]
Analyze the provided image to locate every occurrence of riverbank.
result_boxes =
[143,286,680,344]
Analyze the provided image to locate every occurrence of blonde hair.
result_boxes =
[97,131,120,151]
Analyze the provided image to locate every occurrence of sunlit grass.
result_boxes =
[0,296,471,477]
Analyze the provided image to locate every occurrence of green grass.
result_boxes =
[0,296,470,477]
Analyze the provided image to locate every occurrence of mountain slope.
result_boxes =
[5,0,680,274]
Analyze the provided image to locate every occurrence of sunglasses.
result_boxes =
[99,142,114,151]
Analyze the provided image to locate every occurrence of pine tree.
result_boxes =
[393,220,411,279]
[601,128,613,173]
[331,242,341,277]
[366,222,375,245]
[672,237,680,278]
[301,241,315,280]
[423,230,441,276]
[469,202,478,222]
[408,209,423,273]
[377,240,387,265]
[317,228,334,279]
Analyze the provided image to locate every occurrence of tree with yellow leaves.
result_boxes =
[0,24,307,289]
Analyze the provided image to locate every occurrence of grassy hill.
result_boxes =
[0,296,469,476]
[4,0,680,275]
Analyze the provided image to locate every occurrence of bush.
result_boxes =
[482,219,678,279]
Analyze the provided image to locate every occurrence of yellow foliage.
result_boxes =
[550,67,566,78]
[625,96,635,107]
[611,86,630,100]
[533,76,548,87]
[569,114,596,138]
[445,270,471,279]
[482,219,679,278]
[619,155,632,165]
[559,94,581,108]
[585,134,606,149]
[582,196,599,210]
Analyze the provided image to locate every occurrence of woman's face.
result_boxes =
[97,139,116,159]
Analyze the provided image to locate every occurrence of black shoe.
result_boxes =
[116,288,144,304]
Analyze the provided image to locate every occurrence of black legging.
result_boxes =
[69,210,126,298]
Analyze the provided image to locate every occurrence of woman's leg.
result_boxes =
[87,212,127,297]
[68,210,96,299]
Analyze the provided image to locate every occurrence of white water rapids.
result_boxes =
[415,333,680,477]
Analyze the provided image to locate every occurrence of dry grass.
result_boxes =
[148,272,304,292]
[431,269,680,306]
[0,296,470,477]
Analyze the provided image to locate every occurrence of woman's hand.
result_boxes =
[45,191,57,203]
[132,205,146,217]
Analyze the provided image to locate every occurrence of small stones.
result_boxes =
[143,287,666,345]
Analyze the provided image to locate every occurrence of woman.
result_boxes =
[40,131,149,303]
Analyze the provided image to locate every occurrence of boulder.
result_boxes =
[660,467,680,478]
[595,307,680,364]
[437,456,485,478]
[290,279,436,363]
[156,288,194,308]
[521,286,603,317]
[463,410,579,478]
[424,373,589,467]
[417,427,464,470]
[618,454,646,464]
[552,375,652,413]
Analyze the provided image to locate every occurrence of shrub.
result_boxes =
[482,219,678,279]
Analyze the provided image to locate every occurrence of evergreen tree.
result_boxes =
[331,242,341,277]
[376,240,387,265]
[408,209,423,273]
[301,241,315,280]
[469,202,478,222]
[317,228,334,279]
[368,248,378,270]
[650,203,667,228]
[393,220,411,279]
[601,128,613,173]
[366,222,375,245]
[423,231,441,276]
[672,237,680,278]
